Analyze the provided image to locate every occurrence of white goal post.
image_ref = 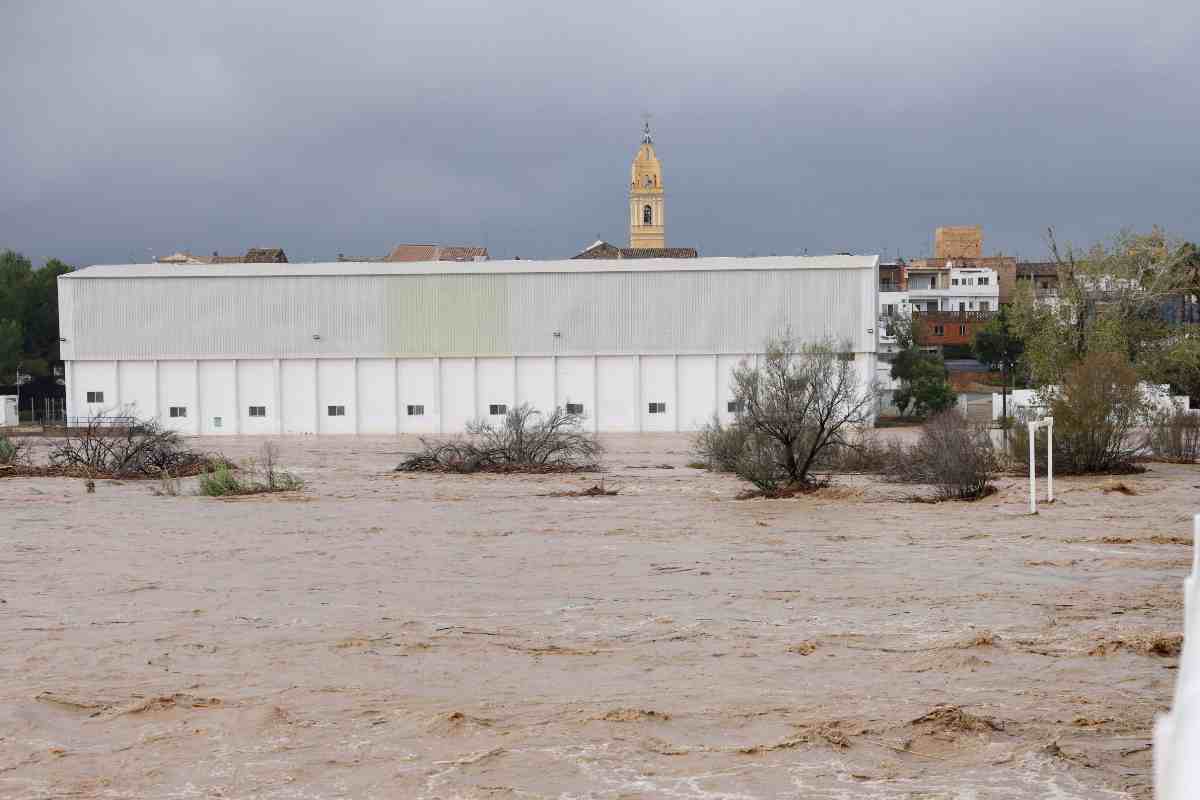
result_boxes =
[1028,416,1053,515]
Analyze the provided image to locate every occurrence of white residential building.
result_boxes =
[878,263,1000,352]
[58,255,880,434]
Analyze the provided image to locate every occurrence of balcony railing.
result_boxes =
[912,310,999,323]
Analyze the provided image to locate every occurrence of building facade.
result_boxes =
[933,226,983,260]
[58,256,879,435]
[878,260,999,353]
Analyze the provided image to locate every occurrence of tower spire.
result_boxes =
[630,117,664,248]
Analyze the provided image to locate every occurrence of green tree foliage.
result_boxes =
[893,356,957,418]
[0,319,22,382]
[972,308,1024,374]
[890,329,956,418]
[0,250,72,382]
[1045,351,1146,473]
[1009,229,1199,395]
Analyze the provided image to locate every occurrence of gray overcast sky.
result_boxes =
[2,1,1198,266]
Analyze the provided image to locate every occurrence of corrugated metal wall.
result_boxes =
[59,265,874,361]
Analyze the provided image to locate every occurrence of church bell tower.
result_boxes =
[629,122,665,249]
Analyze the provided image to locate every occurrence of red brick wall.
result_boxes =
[914,312,994,346]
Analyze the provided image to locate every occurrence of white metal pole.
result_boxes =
[1028,421,1036,514]
[1046,417,1054,503]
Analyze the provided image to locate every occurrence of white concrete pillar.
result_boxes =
[512,356,519,411]
[435,356,443,434]
[712,354,720,420]
[313,358,320,434]
[193,359,202,435]
[552,355,558,411]
[351,357,360,435]
[65,360,75,423]
[673,354,680,432]
[112,360,121,413]
[392,358,401,435]
[231,359,240,435]
[472,356,479,422]
[592,355,599,433]
[273,359,282,434]
[152,360,160,425]
[635,354,643,433]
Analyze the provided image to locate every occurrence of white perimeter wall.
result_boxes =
[66,354,878,434]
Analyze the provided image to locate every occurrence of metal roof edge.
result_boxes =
[63,254,880,279]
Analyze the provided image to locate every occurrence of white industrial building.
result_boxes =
[57,256,879,435]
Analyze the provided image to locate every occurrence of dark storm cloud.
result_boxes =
[2,0,1198,266]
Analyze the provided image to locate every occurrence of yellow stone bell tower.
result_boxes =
[629,122,665,249]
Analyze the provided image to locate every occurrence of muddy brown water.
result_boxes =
[1,433,1195,799]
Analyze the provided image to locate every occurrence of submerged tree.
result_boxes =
[709,334,877,491]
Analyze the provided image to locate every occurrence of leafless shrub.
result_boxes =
[819,428,899,473]
[397,404,602,473]
[48,410,210,478]
[886,409,998,500]
[1144,402,1200,463]
[255,441,302,490]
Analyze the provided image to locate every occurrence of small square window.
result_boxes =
[565,402,584,415]
[951,278,959,286]
[212,416,222,428]
[489,404,507,416]
[169,406,187,418]
[933,325,945,336]
[648,402,667,414]
[248,406,266,417]
[726,400,744,413]
[86,391,104,403]
[406,404,425,416]
[979,277,989,285]
[327,405,345,417]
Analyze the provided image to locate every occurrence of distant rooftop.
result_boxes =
[337,244,489,263]
[1016,261,1059,278]
[572,240,699,260]
[156,248,287,265]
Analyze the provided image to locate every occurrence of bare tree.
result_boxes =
[724,335,877,491]
[49,407,208,478]
[398,404,602,473]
